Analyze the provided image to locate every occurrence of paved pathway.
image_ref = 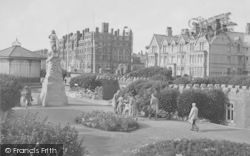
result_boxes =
[13,93,250,156]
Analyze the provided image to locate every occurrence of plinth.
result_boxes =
[38,55,68,106]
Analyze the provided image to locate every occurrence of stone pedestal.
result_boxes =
[38,55,68,106]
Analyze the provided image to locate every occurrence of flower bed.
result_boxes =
[76,111,139,132]
[1,112,88,156]
[131,138,250,156]
[66,86,103,100]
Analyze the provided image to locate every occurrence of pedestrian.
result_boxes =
[129,92,137,119]
[188,103,199,131]
[23,85,32,108]
[112,90,120,113]
[117,96,124,114]
[149,93,159,120]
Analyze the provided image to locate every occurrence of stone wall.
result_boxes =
[169,84,250,129]
[105,75,250,129]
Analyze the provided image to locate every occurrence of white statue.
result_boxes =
[48,30,59,57]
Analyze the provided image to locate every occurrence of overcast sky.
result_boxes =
[0,0,249,53]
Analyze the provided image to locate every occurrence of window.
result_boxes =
[190,43,195,51]
[199,42,204,50]
[237,44,240,52]
[171,45,174,52]
[226,103,234,122]
[179,44,184,51]
[228,56,231,64]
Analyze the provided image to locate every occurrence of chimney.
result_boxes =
[181,29,189,35]
[102,22,109,33]
[166,27,172,36]
[114,31,117,36]
[111,28,113,35]
[76,31,80,40]
[246,23,250,35]
[117,29,120,36]
[96,27,99,33]
[123,29,125,36]
[82,30,85,39]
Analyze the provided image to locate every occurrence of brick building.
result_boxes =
[131,51,146,71]
[146,13,250,77]
[58,23,133,74]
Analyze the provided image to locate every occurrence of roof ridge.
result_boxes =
[21,47,46,58]
[0,46,13,53]
[9,46,16,56]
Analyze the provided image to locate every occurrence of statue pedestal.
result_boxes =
[38,56,68,107]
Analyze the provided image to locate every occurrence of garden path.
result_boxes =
[13,93,250,156]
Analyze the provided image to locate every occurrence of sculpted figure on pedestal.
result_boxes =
[49,30,59,57]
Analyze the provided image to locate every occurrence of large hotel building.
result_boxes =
[146,13,250,77]
[58,23,133,74]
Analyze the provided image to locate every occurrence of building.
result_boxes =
[34,49,48,69]
[146,13,250,77]
[0,39,46,81]
[131,51,146,71]
[58,22,133,74]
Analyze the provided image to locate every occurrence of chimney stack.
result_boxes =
[111,28,113,35]
[102,22,109,33]
[82,30,85,39]
[166,27,172,36]
[96,27,99,33]
[246,23,250,35]
[117,29,120,36]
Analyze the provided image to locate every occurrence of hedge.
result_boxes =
[1,112,88,156]
[190,76,250,86]
[131,138,250,156]
[76,111,139,132]
[173,77,190,85]
[157,88,179,115]
[0,74,23,112]
[177,89,225,123]
[126,67,172,80]
[149,74,170,82]
[69,74,102,90]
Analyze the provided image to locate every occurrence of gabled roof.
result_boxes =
[161,36,173,46]
[0,46,46,60]
[209,32,236,45]
[178,34,190,43]
[153,34,167,47]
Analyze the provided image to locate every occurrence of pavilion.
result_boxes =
[0,39,46,82]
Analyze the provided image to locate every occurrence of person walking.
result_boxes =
[129,93,137,119]
[23,85,32,108]
[149,93,159,120]
[117,96,124,114]
[188,103,199,131]
[112,90,120,113]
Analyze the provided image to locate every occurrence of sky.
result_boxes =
[0,0,250,53]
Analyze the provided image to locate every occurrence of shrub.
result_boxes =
[157,88,179,116]
[241,78,250,86]
[173,77,190,85]
[0,74,23,112]
[1,112,88,156]
[131,138,250,156]
[209,75,233,84]
[40,69,46,78]
[76,111,139,132]
[191,77,210,85]
[127,67,172,80]
[149,74,170,82]
[228,76,249,86]
[69,74,102,90]
[177,89,225,123]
